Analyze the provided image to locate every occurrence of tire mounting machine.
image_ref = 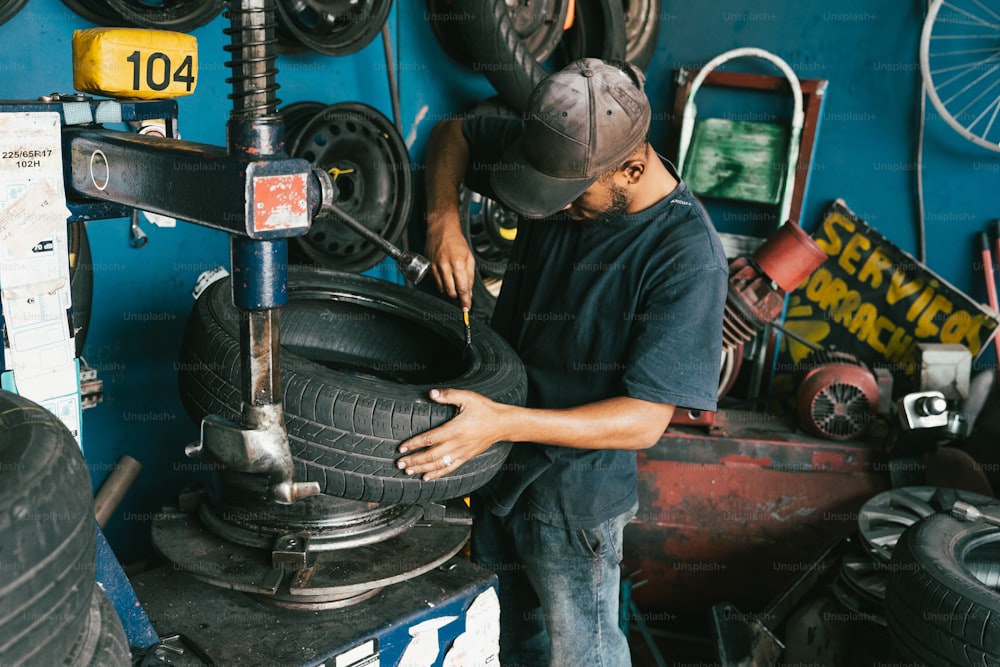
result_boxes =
[1,1,501,664]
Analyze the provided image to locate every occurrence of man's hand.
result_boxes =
[424,118,476,311]
[396,388,509,481]
[425,220,476,311]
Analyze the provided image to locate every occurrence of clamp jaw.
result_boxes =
[188,407,318,505]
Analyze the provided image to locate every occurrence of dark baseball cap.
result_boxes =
[490,58,651,219]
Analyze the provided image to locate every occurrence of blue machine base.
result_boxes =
[96,524,160,650]
[130,555,498,666]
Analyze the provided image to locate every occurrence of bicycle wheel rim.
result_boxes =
[920,0,1000,153]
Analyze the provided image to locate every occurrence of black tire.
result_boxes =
[427,0,567,71]
[0,0,27,27]
[88,586,130,667]
[885,513,1000,666]
[63,585,130,667]
[0,391,96,666]
[69,221,93,358]
[177,267,527,504]
[471,273,499,325]
[556,0,626,66]
[457,0,549,112]
[622,0,660,71]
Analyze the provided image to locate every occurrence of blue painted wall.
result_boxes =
[2,0,997,563]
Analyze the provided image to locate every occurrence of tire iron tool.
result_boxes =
[952,500,1000,526]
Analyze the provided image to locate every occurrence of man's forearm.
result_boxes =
[425,119,468,235]
[396,391,674,479]
[500,396,674,451]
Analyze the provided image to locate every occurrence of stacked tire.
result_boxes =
[0,391,129,666]
[886,512,1000,666]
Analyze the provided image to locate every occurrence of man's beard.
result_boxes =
[582,183,630,227]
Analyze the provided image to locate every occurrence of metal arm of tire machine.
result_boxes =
[20,0,429,506]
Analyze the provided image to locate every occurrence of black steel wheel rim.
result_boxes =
[0,0,27,27]
[291,102,412,273]
[275,0,393,56]
[105,0,224,31]
[200,482,425,551]
[280,100,326,151]
[460,188,516,280]
[461,98,518,281]
[60,0,128,26]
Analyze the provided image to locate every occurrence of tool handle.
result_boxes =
[979,231,1000,388]
[94,455,143,528]
[980,232,999,312]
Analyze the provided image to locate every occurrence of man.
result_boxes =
[396,58,728,666]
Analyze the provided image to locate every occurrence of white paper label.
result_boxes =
[0,112,79,443]
[442,587,501,667]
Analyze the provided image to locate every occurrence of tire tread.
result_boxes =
[886,513,1000,666]
[178,269,525,504]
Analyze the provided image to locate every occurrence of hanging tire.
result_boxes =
[885,513,1000,667]
[622,0,660,71]
[0,0,26,27]
[440,0,550,111]
[69,221,93,359]
[0,391,97,666]
[427,0,568,70]
[177,267,527,504]
[555,0,626,66]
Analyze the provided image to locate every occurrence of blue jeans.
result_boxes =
[471,497,638,667]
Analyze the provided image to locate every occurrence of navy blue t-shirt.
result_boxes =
[462,116,728,529]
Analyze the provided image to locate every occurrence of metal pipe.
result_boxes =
[224,0,281,122]
[209,0,317,504]
[225,0,287,424]
[380,21,402,136]
[240,307,281,408]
